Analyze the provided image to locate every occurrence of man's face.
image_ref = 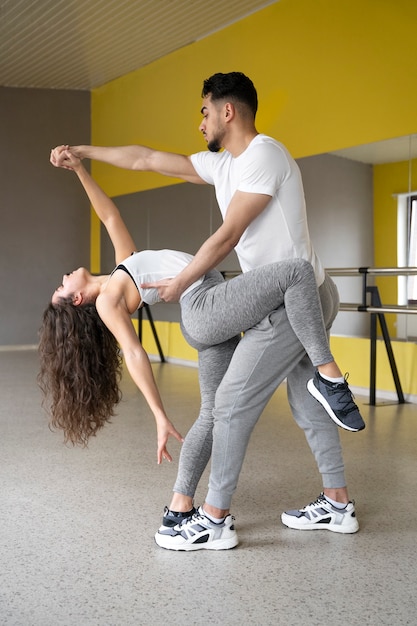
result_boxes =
[198,95,226,153]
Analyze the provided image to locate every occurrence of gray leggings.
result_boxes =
[175,258,337,499]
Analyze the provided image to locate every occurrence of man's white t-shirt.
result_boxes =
[191,133,325,285]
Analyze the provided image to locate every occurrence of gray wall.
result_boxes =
[298,153,374,337]
[0,87,91,346]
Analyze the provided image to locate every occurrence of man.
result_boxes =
[64,72,364,550]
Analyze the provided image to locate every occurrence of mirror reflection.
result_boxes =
[300,134,417,341]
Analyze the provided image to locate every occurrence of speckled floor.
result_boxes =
[1,349,416,626]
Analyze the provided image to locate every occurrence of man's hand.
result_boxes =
[141,277,183,302]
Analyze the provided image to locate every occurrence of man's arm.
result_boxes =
[66,144,205,184]
[142,190,272,301]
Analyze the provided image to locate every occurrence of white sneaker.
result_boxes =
[281,493,359,534]
[155,506,239,551]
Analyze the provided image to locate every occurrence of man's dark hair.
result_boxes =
[202,72,258,117]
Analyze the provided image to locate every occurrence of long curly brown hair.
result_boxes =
[38,297,123,446]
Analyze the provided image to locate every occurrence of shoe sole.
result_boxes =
[281,512,359,534]
[154,533,239,551]
[307,379,363,432]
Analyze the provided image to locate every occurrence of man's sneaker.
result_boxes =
[158,505,197,531]
[281,493,359,534]
[154,506,239,551]
[307,371,366,432]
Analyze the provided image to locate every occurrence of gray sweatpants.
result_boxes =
[176,259,341,502]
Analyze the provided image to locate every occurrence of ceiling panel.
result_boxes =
[0,0,276,90]
[331,135,417,165]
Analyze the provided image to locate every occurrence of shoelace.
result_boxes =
[331,373,358,414]
[177,510,234,528]
[301,494,328,512]
[302,493,350,513]
[177,510,205,528]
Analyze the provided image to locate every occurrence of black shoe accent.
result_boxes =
[162,506,196,528]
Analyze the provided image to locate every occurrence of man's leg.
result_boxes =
[281,274,359,533]
[205,307,305,513]
[286,355,346,491]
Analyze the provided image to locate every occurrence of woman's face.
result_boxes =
[52,267,90,304]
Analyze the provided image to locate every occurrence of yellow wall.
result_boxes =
[91,0,417,195]
[140,320,198,364]
[330,335,417,398]
[90,0,417,397]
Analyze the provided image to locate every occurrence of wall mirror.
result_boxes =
[327,134,417,341]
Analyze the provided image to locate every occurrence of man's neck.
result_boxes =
[225,128,258,158]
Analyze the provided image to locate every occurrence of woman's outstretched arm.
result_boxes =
[96,290,184,463]
[50,146,137,264]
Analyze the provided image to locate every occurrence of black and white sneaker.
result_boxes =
[158,505,197,531]
[281,493,359,533]
[307,371,366,432]
[155,506,239,551]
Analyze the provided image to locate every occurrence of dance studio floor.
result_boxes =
[0,349,416,625]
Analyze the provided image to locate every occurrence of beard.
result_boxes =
[207,125,225,153]
[207,138,221,153]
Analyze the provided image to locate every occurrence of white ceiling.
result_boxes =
[0,0,276,91]
[331,134,417,166]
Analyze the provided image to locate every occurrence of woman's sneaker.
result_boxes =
[281,493,359,533]
[155,506,239,551]
[307,371,366,432]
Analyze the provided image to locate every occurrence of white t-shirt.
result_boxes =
[191,133,324,285]
[116,249,204,306]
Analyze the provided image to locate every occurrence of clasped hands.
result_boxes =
[50,144,78,170]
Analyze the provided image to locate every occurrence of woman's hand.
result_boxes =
[156,416,184,464]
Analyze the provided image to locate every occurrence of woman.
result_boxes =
[40,147,362,520]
